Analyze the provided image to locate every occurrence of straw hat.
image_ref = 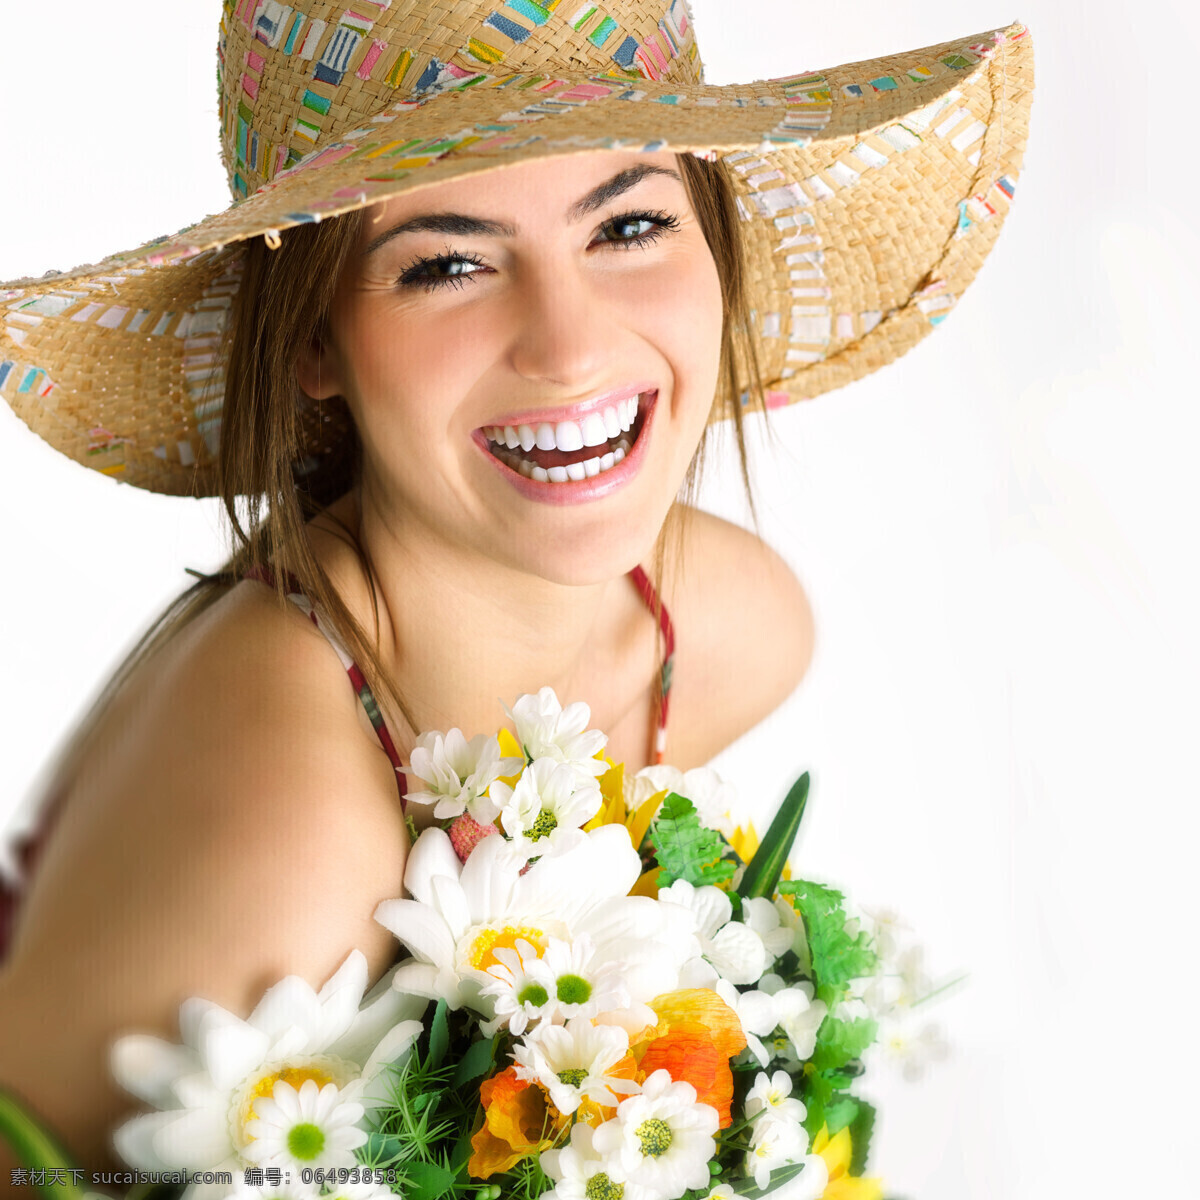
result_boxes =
[0,1,1034,497]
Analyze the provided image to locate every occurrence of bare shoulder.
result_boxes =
[659,507,815,762]
[0,581,409,1168]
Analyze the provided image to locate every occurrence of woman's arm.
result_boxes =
[0,588,410,1172]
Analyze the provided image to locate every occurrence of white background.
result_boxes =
[2,2,1197,1197]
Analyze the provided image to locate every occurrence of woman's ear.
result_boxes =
[296,331,343,400]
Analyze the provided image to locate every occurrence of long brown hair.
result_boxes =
[35,153,772,810]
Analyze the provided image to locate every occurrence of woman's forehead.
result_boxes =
[360,149,686,233]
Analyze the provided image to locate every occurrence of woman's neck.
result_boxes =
[311,489,652,751]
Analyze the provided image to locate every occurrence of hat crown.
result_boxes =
[218,0,704,198]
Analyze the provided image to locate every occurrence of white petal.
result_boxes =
[111,1110,181,1171]
[709,922,769,985]
[247,975,321,1043]
[403,828,463,906]
[514,825,640,925]
[330,967,428,1066]
[152,1104,233,1170]
[372,897,457,966]
[687,885,733,940]
[361,1019,424,1079]
[109,1035,199,1109]
[198,1015,271,1094]
[390,959,461,1008]
[431,873,473,942]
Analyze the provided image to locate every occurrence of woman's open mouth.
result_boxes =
[480,390,655,484]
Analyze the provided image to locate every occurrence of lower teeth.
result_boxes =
[493,437,632,483]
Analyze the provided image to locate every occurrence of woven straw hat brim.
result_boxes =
[1,20,1033,497]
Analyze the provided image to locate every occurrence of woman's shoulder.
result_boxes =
[658,507,815,762]
[12,577,410,981]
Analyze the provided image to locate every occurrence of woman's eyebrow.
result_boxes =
[361,162,682,257]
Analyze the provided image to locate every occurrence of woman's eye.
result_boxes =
[596,210,681,249]
[397,252,487,292]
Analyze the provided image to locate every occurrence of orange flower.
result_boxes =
[468,1067,568,1178]
[811,1123,885,1200]
[629,988,747,1127]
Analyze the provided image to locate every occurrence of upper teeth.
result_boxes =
[484,394,640,452]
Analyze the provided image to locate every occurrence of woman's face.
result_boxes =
[298,150,724,585]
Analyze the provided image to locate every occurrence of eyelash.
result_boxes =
[395,209,683,293]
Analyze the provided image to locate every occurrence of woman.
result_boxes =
[0,0,1033,1176]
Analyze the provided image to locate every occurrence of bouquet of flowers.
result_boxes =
[2,689,958,1200]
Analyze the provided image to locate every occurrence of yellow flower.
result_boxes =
[811,1123,884,1200]
[583,757,663,855]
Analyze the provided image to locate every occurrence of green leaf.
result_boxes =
[737,771,810,900]
[824,1096,858,1135]
[0,1088,89,1200]
[811,1015,878,1073]
[800,1068,834,1138]
[428,999,450,1070]
[360,1130,406,1165]
[848,1100,877,1176]
[651,792,737,888]
[403,1160,458,1200]
[778,877,877,1006]
[726,1159,815,1196]
[451,1034,497,1088]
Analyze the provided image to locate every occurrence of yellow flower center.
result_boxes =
[465,924,547,972]
[586,1174,625,1200]
[240,1064,336,1136]
[636,1117,673,1157]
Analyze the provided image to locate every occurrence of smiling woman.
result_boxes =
[0,0,1034,1184]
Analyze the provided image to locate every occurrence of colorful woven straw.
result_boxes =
[0,1,1034,496]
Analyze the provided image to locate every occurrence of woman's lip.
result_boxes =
[477,382,657,433]
[474,388,657,506]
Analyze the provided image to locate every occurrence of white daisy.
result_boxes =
[713,980,777,1070]
[404,729,524,823]
[529,934,630,1025]
[745,1070,807,1126]
[110,952,427,1200]
[659,879,769,986]
[374,825,696,1018]
[492,757,602,860]
[503,688,609,785]
[591,1069,719,1196]
[540,1121,654,1200]
[695,1187,735,1200]
[477,937,553,1036]
[242,1077,365,1171]
[745,1110,810,1190]
[513,1017,639,1114]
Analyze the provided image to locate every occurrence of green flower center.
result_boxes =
[557,1067,589,1087]
[517,982,549,1007]
[585,1173,625,1200]
[529,810,559,841]
[286,1121,326,1161]
[635,1117,673,1158]
[556,974,592,1005]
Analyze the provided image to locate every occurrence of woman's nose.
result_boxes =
[506,260,616,390]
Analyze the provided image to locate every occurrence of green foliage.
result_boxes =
[810,1015,878,1074]
[848,1100,877,1176]
[737,771,810,900]
[651,791,736,887]
[429,999,450,1069]
[778,878,878,1008]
